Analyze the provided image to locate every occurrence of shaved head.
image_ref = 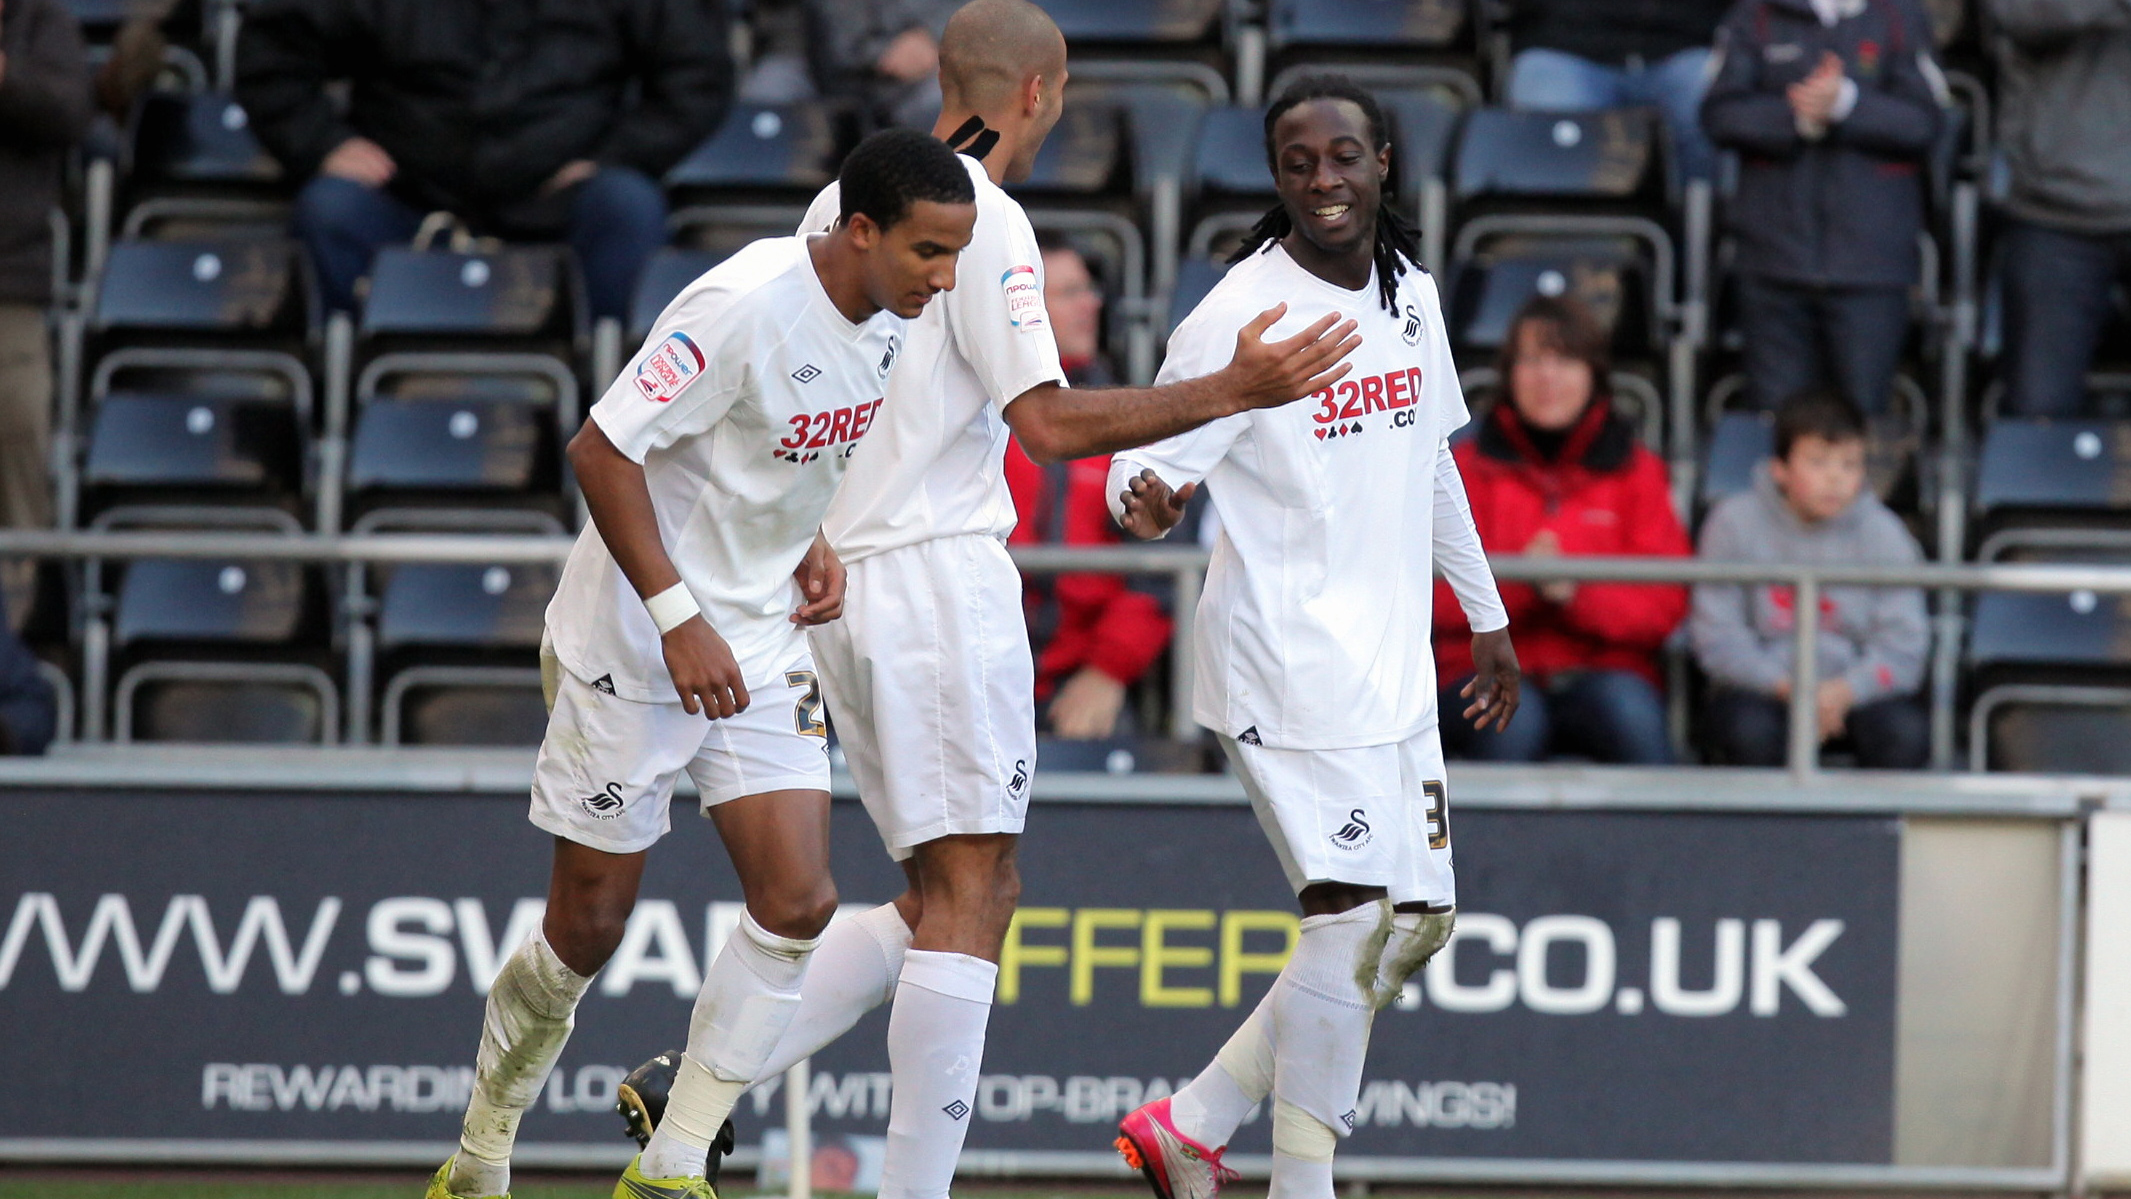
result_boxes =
[939,0,1067,110]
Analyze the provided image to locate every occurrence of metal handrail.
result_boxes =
[10,529,2131,772]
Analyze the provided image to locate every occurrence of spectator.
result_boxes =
[805,0,957,129]
[0,589,54,755]
[1702,0,1945,415]
[235,0,731,320]
[1691,389,1928,768]
[0,0,91,621]
[1990,0,2131,418]
[1005,242,1169,740]
[1436,295,1691,765]
[1505,0,1731,181]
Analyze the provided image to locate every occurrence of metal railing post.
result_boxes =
[785,1059,811,1199]
[1168,563,1200,739]
[1788,574,1821,779]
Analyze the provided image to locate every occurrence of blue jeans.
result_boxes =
[1703,688,1929,769]
[1507,46,1717,182]
[2000,217,2131,418]
[1736,277,1911,414]
[292,167,669,320]
[1440,668,1674,764]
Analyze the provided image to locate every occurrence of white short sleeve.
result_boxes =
[1106,301,1247,518]
[590,282,749,464]
[946,193,1067,412]
[1417,274,1471,442]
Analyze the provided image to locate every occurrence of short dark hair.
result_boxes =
[839,129,975,232]
[1499,293,1612,410]
[1774,387,1866,459]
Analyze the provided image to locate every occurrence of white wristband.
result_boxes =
[644,581,701,635]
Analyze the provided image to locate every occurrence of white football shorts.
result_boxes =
[528,659,832,855]
[1224,725,1456,908]
[811,533,1037,860]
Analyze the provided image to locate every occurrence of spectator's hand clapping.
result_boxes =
[542,159,598,195]
[1048,667,1127,739]
[322,136,396,187]
[876,27,939,83]
[1787,53,1846,131]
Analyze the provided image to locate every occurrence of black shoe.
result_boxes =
[616,1050,737,1187]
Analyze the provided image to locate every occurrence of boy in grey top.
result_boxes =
[1691,389,1929,768]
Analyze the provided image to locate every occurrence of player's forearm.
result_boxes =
[1008,374,1242,464]
[567,421,685,600]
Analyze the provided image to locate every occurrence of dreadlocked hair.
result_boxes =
[1225,73,1423,315]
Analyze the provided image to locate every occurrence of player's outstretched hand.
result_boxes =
[792,532,846,625]
[1118,469,1195,541]
[663,618,751,718]
[1461,628,1522,732]
[1222,303,1362,412]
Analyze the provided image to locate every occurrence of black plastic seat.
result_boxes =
[1699,411,1774,511]
[666,103,843,192]
[1039,0,1223,42]
[1974,420,2131,515]
[393,683,549,746]
[1969,591,2131,670]
[1978,693,2131,773]
[129,93,281,187]
[93,239,301,333]
[1268,0,1467,50]
[1191,107,1274,200]
[361,247,572,340]
[630,248,728,342]
[378,562,555,650]
[115,558,305,644]
[348,400,545,492]
[1453,108,1662,204]
[1034,735,1204,774]
[1167,256,1227,335]
[130,678,332,744]
[1018,104,1127,194]
[1448,236,1652,351]
[84,394,300,490]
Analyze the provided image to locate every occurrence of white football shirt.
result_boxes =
[547,236,905,703]
[798,154,1067,562]
[1111,244,1485,750]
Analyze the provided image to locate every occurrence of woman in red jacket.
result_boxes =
[1436,295,1691,763]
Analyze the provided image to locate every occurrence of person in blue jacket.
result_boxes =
[1702,0,1947,416]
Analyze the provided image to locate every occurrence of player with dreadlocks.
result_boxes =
[1107,75,1522,1199]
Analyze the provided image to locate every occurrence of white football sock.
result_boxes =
[1263,906,1382,1199]
[1168,990,1271,1148]
[751,902,912,1083]
[640,911,819,1180]
[1268,1097,1338,1199]
[878,950,998,1199]
[449,929,592,1198]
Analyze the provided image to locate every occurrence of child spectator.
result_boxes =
[1701,0,1946,415]
[1436,295,1691,765]
[1691,389,1928,767]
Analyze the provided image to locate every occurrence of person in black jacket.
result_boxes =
[1702,0,1945,415]
[0,0,90,617]
[1506,0,1732,181]
[0,588,55,755]
[235,0,732,320]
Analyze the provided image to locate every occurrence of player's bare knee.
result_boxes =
[546,903,630,975]
[751,879,839,941]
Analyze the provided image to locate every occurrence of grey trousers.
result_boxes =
[0,304,52,533]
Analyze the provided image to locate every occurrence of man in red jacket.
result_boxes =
[1435,295,1690,763]
[1004,239,1172,739]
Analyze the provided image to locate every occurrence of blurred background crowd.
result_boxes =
[0,0,2124,773]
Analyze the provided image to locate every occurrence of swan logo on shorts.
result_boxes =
[1001,265,1046,330]
[1331,808,1373,850]
[1007,758,1029,798]
[633,331,706,403]
[580,781,627,819]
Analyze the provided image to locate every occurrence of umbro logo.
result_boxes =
[942,1100,969,1121]
[591,674,616,695]
[1237,726,1262,746]
[791,364,822,384]
[1341,1109,1358,1131]
[580,781,627,819]
[1331,807,1373,849]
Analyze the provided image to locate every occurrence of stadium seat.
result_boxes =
[1017,103,1128,194]
[344,510,560,745]
[73,240,312,524]
[1973,420,2131,516]
[1972,685,2131,773]
[1034,735,1204,774]
[346,400,546,493]
[1039,0,1224,44]
[121,94,290,244]
[1698,411,1774,511]
[1968,590,2131,671]
[666,103,844,194]
[1267,0,1468,52]
[1190,106,1274,200]
[83,508,336,744]
[1166,254,1227,336]
[1453,108,1661,204]
[1447,234,1652,351]
[359,246,575,341]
